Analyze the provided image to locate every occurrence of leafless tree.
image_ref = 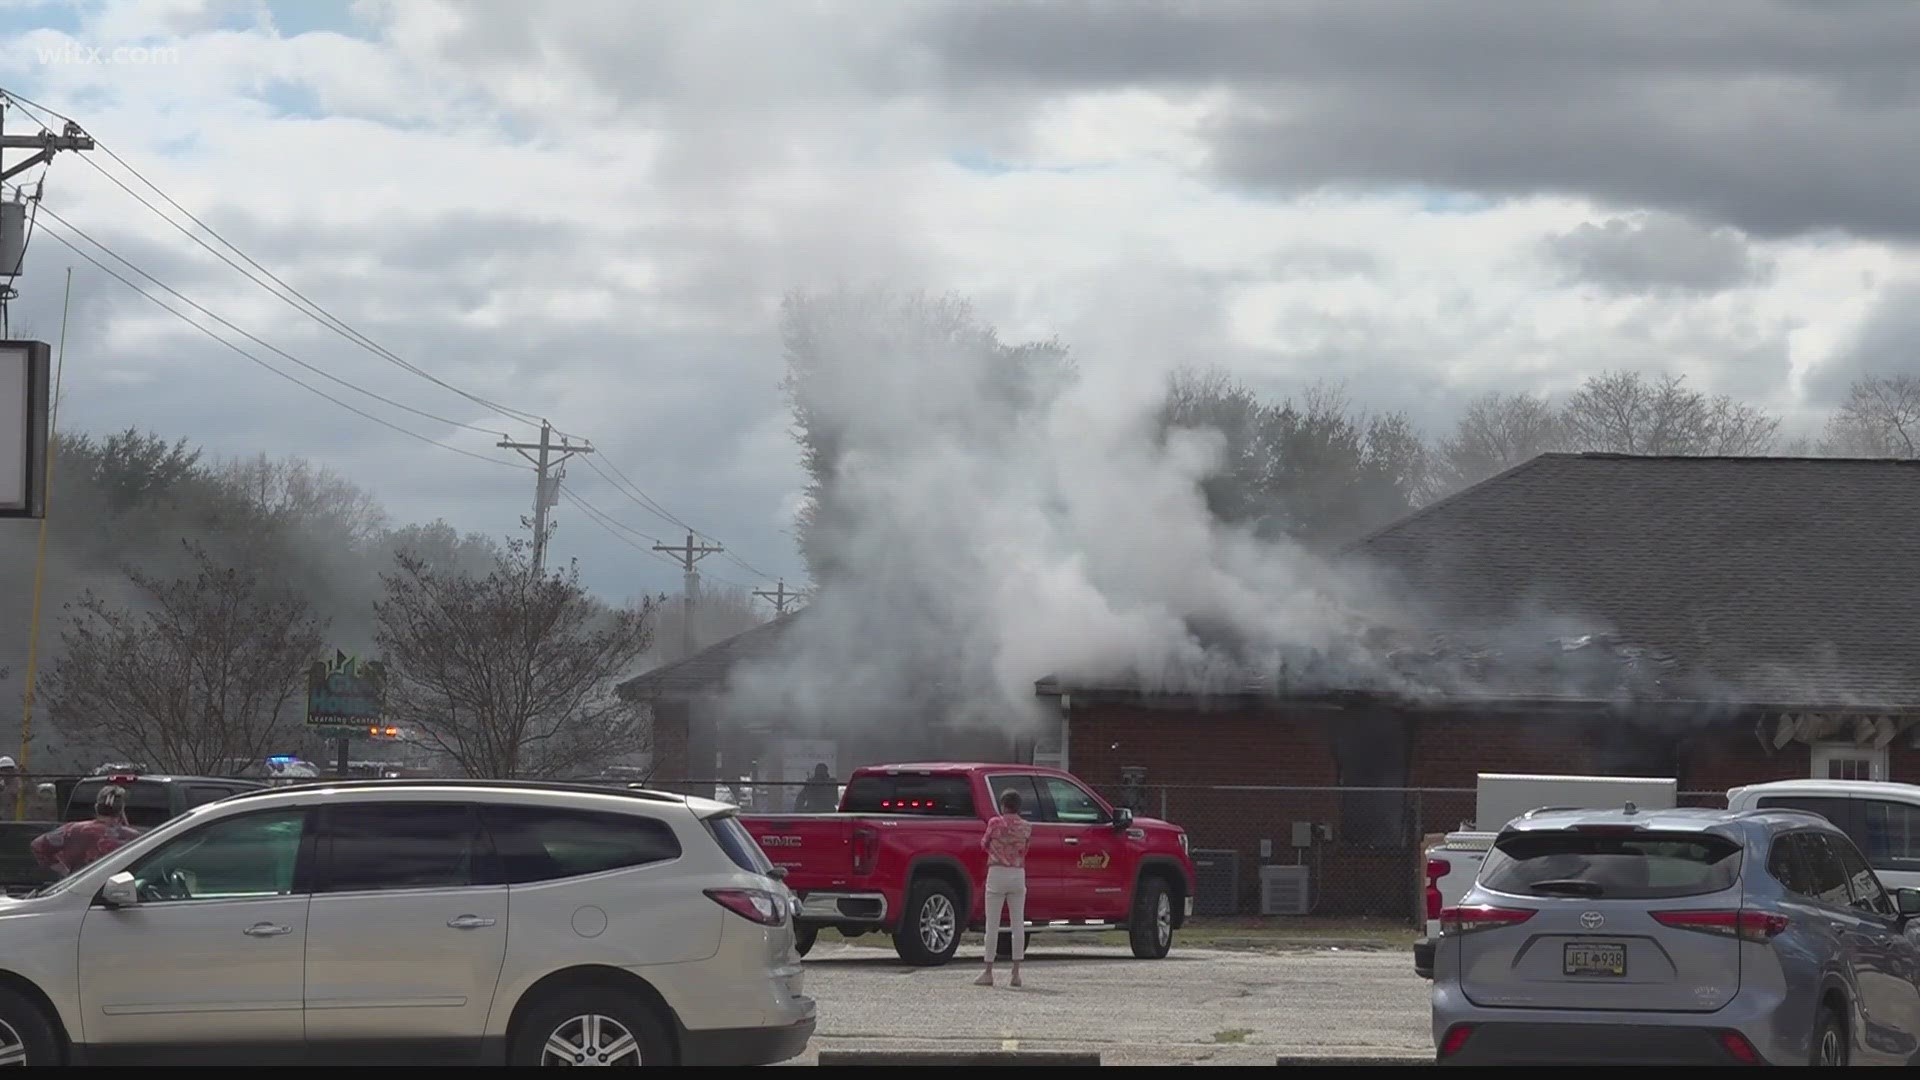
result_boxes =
[212,453,389,545]
[374,531,657,779]
[1819,375,1920,458]
[644,581,768,664]
[1435,391,1566,491]
[44,541,325,775]
[1560,371,1779,456]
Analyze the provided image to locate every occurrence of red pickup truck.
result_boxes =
[740,762,1196,966]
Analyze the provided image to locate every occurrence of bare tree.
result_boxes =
[212,453,389,545]
[375,531,656,779]
[1435,391,1565,491]
[44,542,325,775]
[1560,371,1779,455]
[645,582,768,664]
[1820,374,1920,458]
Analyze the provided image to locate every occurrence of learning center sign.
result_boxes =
[307,650,386,726]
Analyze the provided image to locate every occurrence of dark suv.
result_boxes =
[63,774,266,828]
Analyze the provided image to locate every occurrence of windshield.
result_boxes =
[1480,830,1743,899]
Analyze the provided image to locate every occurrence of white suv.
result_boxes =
[0,779,814,1066]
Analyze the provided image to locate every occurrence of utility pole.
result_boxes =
[498,422,591,576]
[654,532,723,658]
[0,97,94,333]
[754,579,799,616]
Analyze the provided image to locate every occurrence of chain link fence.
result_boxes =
[0,766,1736,924]
[657,778,1733,925]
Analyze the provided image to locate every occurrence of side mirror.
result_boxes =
[766,865,789,882]
[1113,807,1135,830]
[1896,888,1920,918]
[98,871,138,909]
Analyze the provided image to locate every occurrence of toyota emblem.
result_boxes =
[1580,911,1605,930]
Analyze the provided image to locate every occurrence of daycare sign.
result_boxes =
[306,650,387,728]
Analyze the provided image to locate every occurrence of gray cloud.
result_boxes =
[914,0,1920,240]
[1543,213,1769,296]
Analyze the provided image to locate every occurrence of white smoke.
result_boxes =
[723,290,1399,735]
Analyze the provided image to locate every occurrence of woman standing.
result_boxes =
[977,788,1033,987]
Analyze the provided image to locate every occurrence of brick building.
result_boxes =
[1039,455,1920,917]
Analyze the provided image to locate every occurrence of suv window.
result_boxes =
[706,814,775,875]
[1038,777,1109,824]
[322,803,482,893]
[841,774,976,816]
[1861,799,1920,871]
[186,785,236,809]
[1829,832,1897,917]
[131,808,308,902]
[986,775,1042,819]
[480,805,681,883]
[1479,830,1742,899]
[1773,831,1855,907]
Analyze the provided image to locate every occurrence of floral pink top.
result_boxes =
[982,813,1033,869]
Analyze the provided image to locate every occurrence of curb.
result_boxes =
[818,1050,1102,1066]
[1274,1055,1432,1066]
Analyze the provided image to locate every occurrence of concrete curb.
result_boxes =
[818,1050,1102,1066]
[1274,1055,1432,1066]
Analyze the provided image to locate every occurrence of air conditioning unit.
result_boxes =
[1259,865,1311,916]
[1189,848,1240,917]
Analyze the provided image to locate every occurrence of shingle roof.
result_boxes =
[1342,453,1920,710]
[618,612,804,699]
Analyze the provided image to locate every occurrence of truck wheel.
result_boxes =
[1128,877,1174,959]
[794,926,818,957]
[893,878,962,966]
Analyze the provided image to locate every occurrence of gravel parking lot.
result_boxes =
[782,941,1434,1066]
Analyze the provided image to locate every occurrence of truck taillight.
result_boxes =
[1425,858,1449,921]
[851,824,878,876]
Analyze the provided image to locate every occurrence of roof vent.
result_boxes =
[1623,801,1638,815]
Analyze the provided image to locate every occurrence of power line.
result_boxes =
[21,194,519,440]
[7,88,791,568]
[557,487,750,588]
[24,211,528,471]
[3,89,559,435]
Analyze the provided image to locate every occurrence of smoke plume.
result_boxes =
[724,290,1404,735]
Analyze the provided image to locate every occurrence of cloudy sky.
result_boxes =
[0,0,1912,602]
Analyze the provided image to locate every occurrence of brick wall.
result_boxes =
[1063,700,1832,920]
[650,702,691,783]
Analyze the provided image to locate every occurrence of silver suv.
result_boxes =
[1432,804,1920,1066]
[0,779,814,1066]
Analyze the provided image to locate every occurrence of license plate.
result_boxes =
[1564,942,1626,977]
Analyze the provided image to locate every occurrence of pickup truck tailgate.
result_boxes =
[740,815,860,884]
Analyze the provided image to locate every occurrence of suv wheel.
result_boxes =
[893,878,962,966]
[1811,1003,1848,1066]
[0,986,58,1066]
[512,987,671,1067]
[793,926,818,957]
[1128,877,1174,959]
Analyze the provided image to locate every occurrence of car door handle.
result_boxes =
[243,922,292,938]
[448,914,497,930]
[1063,837,1080,846]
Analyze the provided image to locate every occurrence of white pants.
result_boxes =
[985,864,1026,963]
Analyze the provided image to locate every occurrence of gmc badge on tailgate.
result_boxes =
[761,835,803,847]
